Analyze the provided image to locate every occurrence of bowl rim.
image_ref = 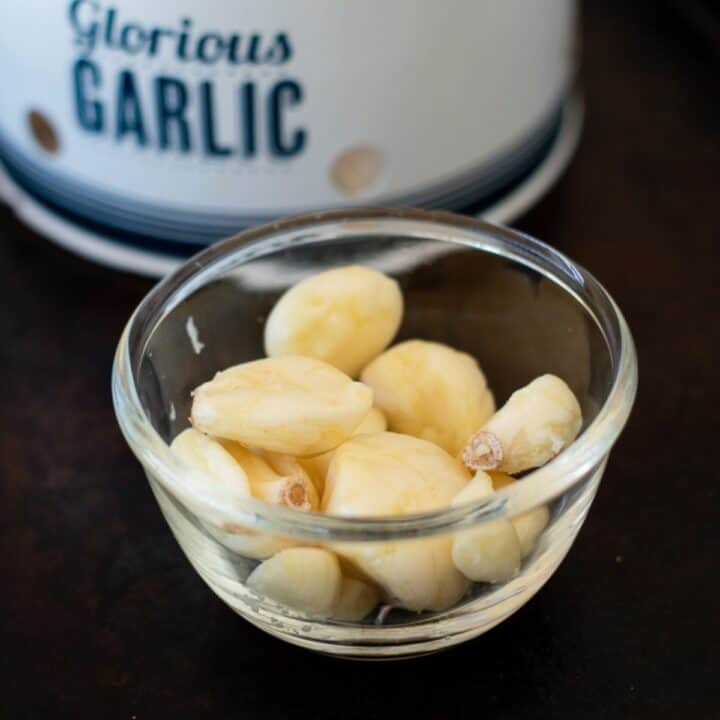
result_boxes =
[112,208,637,542]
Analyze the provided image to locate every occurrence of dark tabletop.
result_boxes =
[2,2,718,718]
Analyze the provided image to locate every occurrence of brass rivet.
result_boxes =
[27,110,60,154]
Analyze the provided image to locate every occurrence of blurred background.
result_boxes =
[1,1,717,718]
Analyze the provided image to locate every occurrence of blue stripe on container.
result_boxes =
[0,103,563,256]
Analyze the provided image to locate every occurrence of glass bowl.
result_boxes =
[112,208,637,659]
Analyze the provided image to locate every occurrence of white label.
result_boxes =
[0,0,575,229]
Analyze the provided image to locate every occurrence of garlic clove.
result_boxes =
[264,265,403,377]
[323,431,471,611]
[451,471,522,583]
[489,471,550,557]
[463,374,582,475]
[247,547,342,617]
[209,523,296,560]
[222,442,319,511]
[333,576,380,621]
[361,340,495,456]
[170,428,250,498]
[191,356,373,456]
[171,429,296,560]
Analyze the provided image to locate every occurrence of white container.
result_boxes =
[0,0,581,275]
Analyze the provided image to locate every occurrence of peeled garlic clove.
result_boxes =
[247,547,342,617]
[490,472,550,557]
[340,537,469,612]
[191,356,373,456]
[333,576,380,621]
[324,431,470,611]
[360,340,495,456]
[262,453,320,510]
[323,431,470,515]
[209,523,296,560]
[264,265,403,377]
[222,442,319,511]
[171,430,296,559]
[513,507,550,558]
[300,407,387,495]
[451,471,522,583]
[462,374,582,475]
[170,428,250,498]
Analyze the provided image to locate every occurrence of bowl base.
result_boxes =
[149,466,600,659]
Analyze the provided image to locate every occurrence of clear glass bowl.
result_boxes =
[112,209,637,659]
